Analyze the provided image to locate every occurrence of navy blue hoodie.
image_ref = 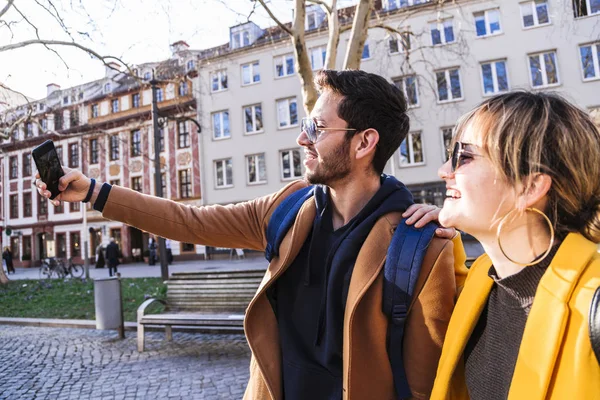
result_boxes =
[267,175,414,400]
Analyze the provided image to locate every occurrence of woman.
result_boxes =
[2,247,14,274]
[428,91,600,399]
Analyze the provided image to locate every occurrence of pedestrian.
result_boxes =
[148,237,156,266]
[95,243,105,269]
[2,247,14,274]
[105,237,120,277]
[165,239,173,264]
[36,69,467,399]
[420,92,600,398]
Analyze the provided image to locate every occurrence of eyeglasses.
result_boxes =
[301,117,356,144]
[447,141,482,172]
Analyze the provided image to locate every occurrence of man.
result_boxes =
[36,70,466,399]
[105,237,120,277]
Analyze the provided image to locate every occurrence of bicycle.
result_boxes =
[38,257,84,279]
[63,258,84,278]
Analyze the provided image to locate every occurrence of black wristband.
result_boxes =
[93,182,112,212]
[82,178,96,203]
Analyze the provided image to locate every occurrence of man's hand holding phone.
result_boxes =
[35,167,93,207]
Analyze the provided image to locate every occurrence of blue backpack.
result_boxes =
[265,186,438,399]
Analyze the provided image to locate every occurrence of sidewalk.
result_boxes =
[5,256,269,281]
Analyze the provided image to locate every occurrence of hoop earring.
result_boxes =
[496,207,555,267]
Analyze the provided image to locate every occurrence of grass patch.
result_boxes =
[0,278,166,322]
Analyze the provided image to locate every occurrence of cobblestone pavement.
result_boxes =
[0,325,251,400]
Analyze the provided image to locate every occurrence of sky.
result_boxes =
[0,0,354,101]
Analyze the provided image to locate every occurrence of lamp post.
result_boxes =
[83,203,90,279]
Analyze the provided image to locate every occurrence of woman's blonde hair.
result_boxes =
[454,91,600,243]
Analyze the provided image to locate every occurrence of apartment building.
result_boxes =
[195,0,599,207]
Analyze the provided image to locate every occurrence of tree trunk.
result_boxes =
[324,0,340,70]
[0,267,9,284]
[343,0,373,70]
[292,0,318,114]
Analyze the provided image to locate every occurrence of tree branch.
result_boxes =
[256,0,293,36]
[307,0,332,14]
[0,0,14,20]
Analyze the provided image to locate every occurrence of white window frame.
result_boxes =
[246,153,267,185]
[211,69,228,92]
[474,9,502,37]
[574,0,600,17]
[399,131,425,167]
[111,99,119,113]
[214,158,233,189]
[244,104,263,134]
[436,68,463,103]
[480,59,510,95]
[430,19,455,45]
[275,54,295,78]
[306,11,318,30]
[310,46,327,70]
[393,76,419,108]
[280,149,303,180]
[440,127,454,162]
[579,42,600,81]
[277,97,299,128]
[241,61,260,86]
[212,110,231,140]
[520,1,551,29]
[388,32,411,54]
[528,50,560,88]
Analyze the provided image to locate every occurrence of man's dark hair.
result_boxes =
[314,69,410,175]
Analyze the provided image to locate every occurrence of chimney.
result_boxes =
[170,40,190,56]
[46,83,60,97]
[105,62,121,79]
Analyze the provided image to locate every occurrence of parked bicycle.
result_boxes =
[38,257,84,279]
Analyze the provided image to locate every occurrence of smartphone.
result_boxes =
[31,140,65,200]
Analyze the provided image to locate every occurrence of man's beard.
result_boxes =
[305,138,352,185]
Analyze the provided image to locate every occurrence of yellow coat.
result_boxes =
[431,233,600,399]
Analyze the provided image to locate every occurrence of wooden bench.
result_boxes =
[137,269,264,352]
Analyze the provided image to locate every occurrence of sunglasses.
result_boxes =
[447,141,482,172]
[301,117,356,144]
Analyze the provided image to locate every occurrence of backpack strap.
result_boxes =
[383,219,438,399]
[265,185,315,262]
[590,286,600,364]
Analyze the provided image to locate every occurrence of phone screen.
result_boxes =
[34,146,64,200]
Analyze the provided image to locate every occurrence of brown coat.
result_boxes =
[103,181,468,400]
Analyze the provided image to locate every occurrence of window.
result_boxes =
[277,97,298,128]
[70,202,80,212]
[186,60,195,71]
[481,60,509,95]
[130,129,142,157]
[70,232,81,258]
[179,169,192,198]
[144,72,151,80]
[56,233,66,258]
[385,0,429,10]
[11,129,18,140]
[63,96,69,105]
[78,92,83,100]
[38,194,47,216]
[399,132,424,166]
[182,243,195,252]
[110,179,120,186]
[520,1,550,28]
[212,111,230,139]
[161,173,167,196]
[215,159,233,188]
[211,70,228,92]
[436,68,463,102]
[241,62,260,85]
[157,127,165,152]
[131,176,142,192]
[573,0,600,17]
[362,43,371,60]
[22,236,31,260]
[25,122,33,138]
[104,82,111,92]
[55,112,63,130]
[389,32,411,54]
[307,11,318,30]
[22,153,31,177]
[68,143,79,168]
[41,119,47,131]
[244,104,263,134]
[54,201,64,214]
[156,88,164,102]
[110,135,120,161]
[310,46,327,70]
[246,153,267,184]
[10,237,19,260]
[178,121,190,148]
[393,76,419,107]
[89,139,98,164]
[9,156,18,179]
[280,149,302,180]
[275,54,295,77]
[441,127,453,162]
[132,93,140,108]
[110,228,122,247]
[178,82,189,96]
[111,98,119,113]
[243,31,250,46]
[474,9,502,37]
[70,110,79,127]
[580,43,600,80]
[56,146,63,162]
[91,104,99,118]
[528,51,560,87]
[431,20,455,45]
[23,192,32,217]
[9,195,18,218]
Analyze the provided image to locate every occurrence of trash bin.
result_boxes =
[94,276,124,337]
